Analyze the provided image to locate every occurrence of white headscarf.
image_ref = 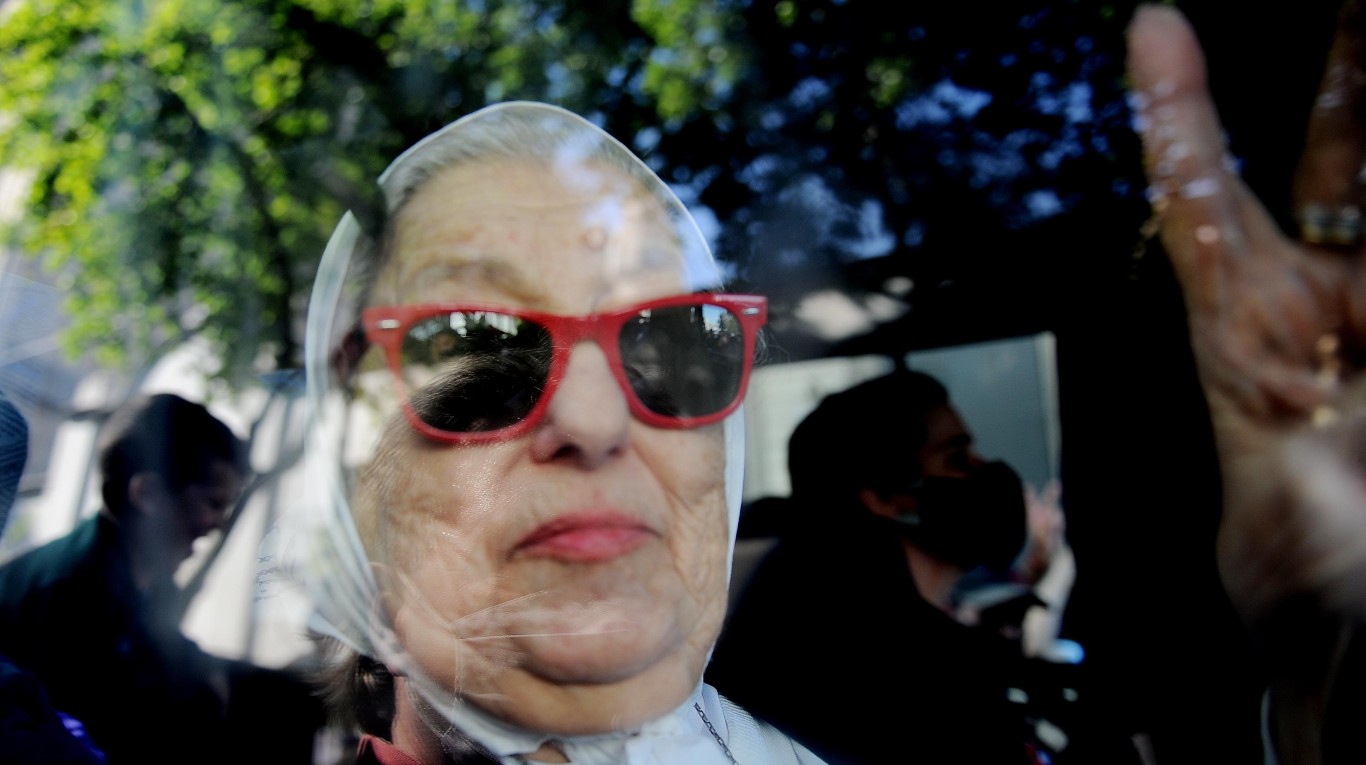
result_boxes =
[271,102,751,764]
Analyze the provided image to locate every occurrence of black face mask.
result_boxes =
[891,460,1028,572]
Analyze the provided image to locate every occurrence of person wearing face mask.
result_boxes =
[707,369,1137,765]
[266,101,826,765]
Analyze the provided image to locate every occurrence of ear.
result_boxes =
[126,471,168,515]
[860,486,912,520]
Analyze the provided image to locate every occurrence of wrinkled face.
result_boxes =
[348,157,731,732]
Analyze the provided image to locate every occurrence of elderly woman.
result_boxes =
[275,102,824,764]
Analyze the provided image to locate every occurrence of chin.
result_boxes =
[509,631,703,735]
[517,608,682,684]
[406,609,702,735]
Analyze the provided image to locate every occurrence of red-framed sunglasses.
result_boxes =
[361,293,767,443]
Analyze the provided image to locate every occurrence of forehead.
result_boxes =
[376,157,689,310]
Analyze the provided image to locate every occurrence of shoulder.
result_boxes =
[717,694,829,765]
[0,518,104,596]
[0,518,119,642]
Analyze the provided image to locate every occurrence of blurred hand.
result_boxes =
[1015,479,1066,586]
[1127,1,1366,625]
[1018,480,1075,659]
[1128,5,1366,762]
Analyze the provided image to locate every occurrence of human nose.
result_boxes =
[528,341,631,467]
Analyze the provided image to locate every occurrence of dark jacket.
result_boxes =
[0,514,234,762]
[0,514,322,764]
[0,652,106,764]
[707,505,1047,765]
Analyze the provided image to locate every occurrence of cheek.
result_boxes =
[372,467,526,682]
[654,428,731,614]
[354,426,508,621]
[388,552,526,692]
[679,507,731,643]
[390,542,506,649]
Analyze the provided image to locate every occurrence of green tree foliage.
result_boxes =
[0,0,742,386]
[656,0,1153,357]
[5,0,1322,383]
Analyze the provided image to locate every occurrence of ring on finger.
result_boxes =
[1298,203,1363,245]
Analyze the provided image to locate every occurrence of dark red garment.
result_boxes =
[354,733,505,765]
[355,735,426,765]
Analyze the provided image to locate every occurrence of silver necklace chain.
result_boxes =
[694,702,739,765]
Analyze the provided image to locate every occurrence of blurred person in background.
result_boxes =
[707,370,1129,765]
[0,392,323,763]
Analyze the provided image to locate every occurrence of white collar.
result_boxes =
[413,682,737,765]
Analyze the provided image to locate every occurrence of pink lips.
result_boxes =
[514,512,653,562]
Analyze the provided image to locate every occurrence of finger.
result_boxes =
[1293,0,1366,246]
[1127,4,1269,332]
[1128,6,1337,416]
[1301,1,1366,356]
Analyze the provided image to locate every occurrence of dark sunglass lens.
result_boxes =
[620,303,746,419]
[399,311,552,433]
